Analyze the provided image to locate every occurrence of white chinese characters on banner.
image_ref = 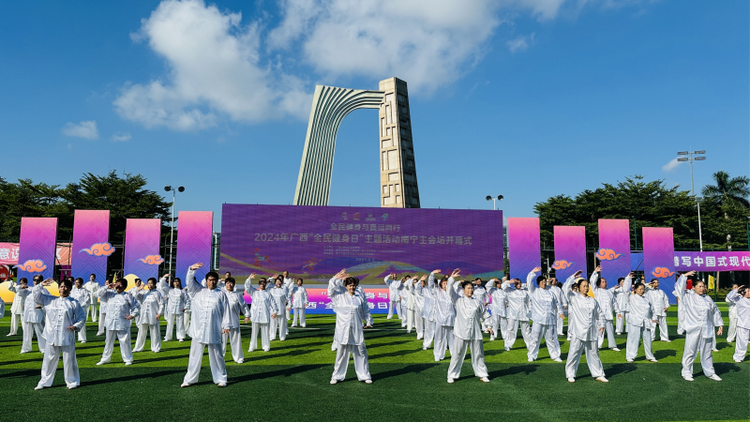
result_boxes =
[673,252,750,272]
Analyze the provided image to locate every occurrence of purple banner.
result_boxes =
[507,217,540,280]
[597,219,631,288]
[553,226,587,281]
[123,219,162,281]
[71,210,112,284]
[220,204,504,283]
[643,227,677,303]
[16,217,58,280]
[175,211,213,283]
[675,251,750,272]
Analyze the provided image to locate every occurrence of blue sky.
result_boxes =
[1,0,747,233]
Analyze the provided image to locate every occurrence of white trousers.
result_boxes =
[184,311,191,334]
[286,307,291,321]
[732,327,748,362]
[134,323,161,352]
[97,311,106,335]
[676,305,685,335]
[504,319,531,350]
[682,331,716,378]
[88,301,97,322]
[9,313,21,335]
[557,312,565,336]
[387,300,401,319]
[406,308,416,333]
[598,319,617,349]
[528,323,561,360]
[489,315,506,340]
[433,324,454,360]
[38,343,79,389]
[447,337,488,380]
[165,312,185,341]
[249,322,270,352]
[651,315,669,342]
[292,307,306,327]
[184,341,227,385]
[21,321,45,353]
[415,313,424,338]
[616,312,628,333]
[626,325,654,361]
[565,337,605,379]
[331,343,371,381]
[270,315,287,340]
[727,308,738,342]
[78,308,88,343]
[422,319,435,349]
[101,329,133,364]
[222,327,244,363]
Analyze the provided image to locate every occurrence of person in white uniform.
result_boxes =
[328,269,373,385]
[290,278,308,328]
[182,263,231,388]
[412,275,427,339]
[269,277,290,341]
[589,267,620,351]
[501,277,531,352]
[281,271,295,321]
[548,278,567,336]
[164,277,187,342]
[403,276,421,334]
[614,277,629,335]
[563,271,608,383]
[485,277,507,341]
[83,274,99,323]
[384,273,404,321]
[222,277,250,363]
[434,270,459,361]
[646,279,671,342]
[133,277,164,353]
[7,277,29,336]
[446,274,493,383]
[96,277,137,365]
[526,268,563,362]
[419,273,438,350]
[726,285,749,362]
[183,286,192,334]
[622,273,658,363]
[70,278,91,343]
[21,275,47,354]
[245,274,278,352]
[726,283,739,343]
[673,271,723,381]
[33,278,86,390]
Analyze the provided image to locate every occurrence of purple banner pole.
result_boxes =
[71,210,112,285]
[16,217,58,280]
[642,227,677,303]
[597,219,631,288]
[507,217,540,280]
[123,219,162,281]
[175,211,213,283]
[553,226,587,281]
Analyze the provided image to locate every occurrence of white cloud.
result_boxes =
[112,132,132,141]
[507,33,536,52]
[61,120,99,140]
[662,157,681,172]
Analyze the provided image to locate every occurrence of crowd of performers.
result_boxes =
[1,263,748,389]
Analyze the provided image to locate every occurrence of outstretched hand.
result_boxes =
[594,265,602,272]
[532,266,542,273]
[189,263,204,271]
[573,270,583,278]
[42,278,55,287]
[451,269,461,278]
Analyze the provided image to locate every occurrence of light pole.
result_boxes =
[485,195,504,210]
[677,150,706,251]
[164,185,185,277]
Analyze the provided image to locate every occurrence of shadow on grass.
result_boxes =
[370,346,424,359]
[605,363,638,378]
[84,369,184,387]
[488,364,538,378]
[229,364,327,385]
[374,364,439,380]
[654,349,677,360]
[715,363,743,377]
[367,340,411,349]
[0,369,37,379]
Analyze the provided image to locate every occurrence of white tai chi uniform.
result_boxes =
[290,285,308,327]
[614,284,630,334]
[673,286,686,335]
[726,292,738,343]
[623,276,656,362]
[329,277,372,382]
[183,269,231,386]
[526,272,562,361]
[413,282,425,339]
[725,290,749,362]
[222,289,250,363]
[245,282,278,352]
[165,287,187,341]
[282,277,295,321]
[70,286,91,343]
[446,280,492,381]
[133,289,164,353]
[589,273,618,349]
[183,290,192,334]
[434,278,457,361]
[21,289,47,354]
[269,285,290,341]
[97,288,137,365]
[647,287,670,342]
[403,280,419,333]
[33,284,86,389]
[502,280,531,351]
[549,284,567,336]
[96,287,108,336]
[674,275,723,379]
[384,275,404,320]
[419,275,438,350]
[563,276,606,380]
[7,282,28,336]
[83,280,99,322]
[486,280,508,341]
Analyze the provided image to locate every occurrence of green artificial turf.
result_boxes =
[0,304,747,421]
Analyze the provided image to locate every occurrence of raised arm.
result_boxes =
[383,273,394,287]
[33,280,56,307]
[527,267,541,294]
[186,263,205,297]
[673,271,694,301]
[562,272,580,298]
[328,269,347,300]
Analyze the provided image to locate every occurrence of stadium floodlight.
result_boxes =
[677,151,688,155]
[694,150,706,154]
[695,157,706,161]
[677,158,689,162]
[675,150,706,252]
[486,195,503,210]
[165,185,186,276]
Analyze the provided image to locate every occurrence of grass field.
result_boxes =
[0,304,747,422]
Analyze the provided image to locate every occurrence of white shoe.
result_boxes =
[422,347,427,351]
[527,358,534,362]
[434,357,441,362]
[489,336,495,341]
[6,333,12,337]
[132,349,143,353]
[96,360,108,366]
[330,379,338,385]
[479,377,490,383]
[712,348,719,352]
[179,339,184,342]
[611,348,621,352]
[734,359,743,363]
[663,339,671,343]
[217,382,226,388]
[364,379,373,384]
[683,375,694,382]
[236,360,244,364]
[248,349,255,353]
[124,361,132,366]
[34,385,45,391]
[648,359,658,363]
[67,385,78,390]
[707,374,722,381]
[263,348,270,352]
[301,325,306,328]
[181,383,191,388]
[567,377,575,383]
[595,376,609,383]
[616,332,622,335]
[447,378,455,384]
[553,358,562,362]
[626,359,634,363]
[81,341,86,344]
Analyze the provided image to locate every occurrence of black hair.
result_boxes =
[206,271,219,281]
[617,277,625,283]
[60,278,73,289]
[175,277,181,282]
[32,274,43,282]
[536,275,546,285]
[297,278,304,283]
[225,277,236,285]
[74,277,84,284]
[147,277,157,285]
[634,282,645,292]
[460,280,474,289]
[90,273,96,279]
[225,271,232,276]
[344,276,359,287]
[404,274,412,280]
[738,285,748,296]
[19,277,28,284]
[172,278,183,289]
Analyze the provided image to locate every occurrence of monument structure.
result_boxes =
[293,77,420,208]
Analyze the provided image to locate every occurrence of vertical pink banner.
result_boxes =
[507,217,540,280]
[71,210,112,284]
[123,219,162,280]
[16,217,58,280]
[176,211,213,283]
[553,226,587,281]
[597,219,631,287]
[643,227,677,303]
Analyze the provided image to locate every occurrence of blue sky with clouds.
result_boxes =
[1,0,747,232]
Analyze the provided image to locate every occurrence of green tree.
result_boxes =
[0,178,68,240]
[701,170,750,208]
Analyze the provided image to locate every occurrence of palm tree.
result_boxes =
[701,170,750,208]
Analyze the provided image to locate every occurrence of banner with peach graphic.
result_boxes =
[553,226,587,281]
[642,227,677,302]
[16,217,57,281]
[124,218,162,280]
[71,210,111,284]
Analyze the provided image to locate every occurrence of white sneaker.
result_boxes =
[527,358,534,362]
[626,359,634,363]
[181,383,191,388]
[567,377,575,383]
[447,378,455,384]
[67,385,78,390]
[6,333,13,337]
[648,359,658,363]
[179,339,184,342]
[553,358,562,362]
[423,347,427,351]
[96,360,108,366]
[34,385,45,391]
[236,360,244,364]
[330,379,338,385]
[595,376,609,383]
[707,374,722,381]
[712,348,719,352]
[364,379,372,384]
[734,359,743,363]
[664,339,671,343]
[217,382,226,388]
[616,332,622,335]
[124,361,132,366]
[434,357,441,362]
[683,375,694,382]
[611,348,621,352]
[479,377,490,383]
